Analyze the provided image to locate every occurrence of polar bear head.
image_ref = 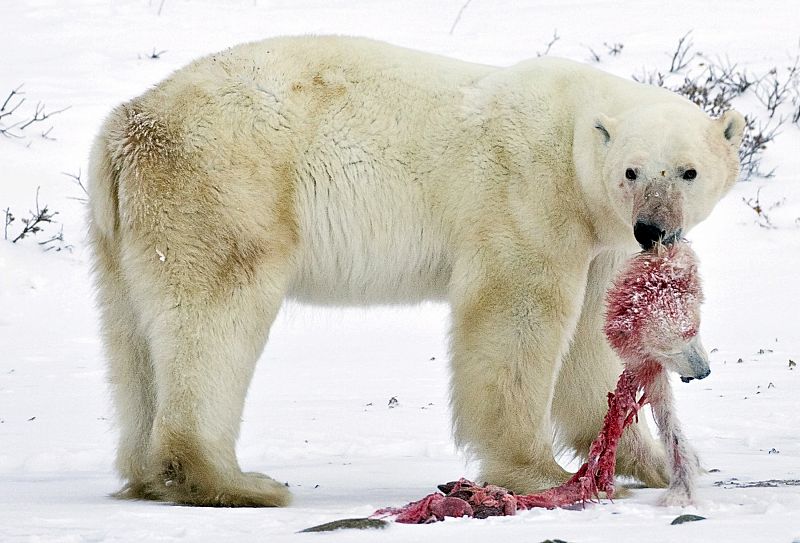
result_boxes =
[582,103,744,249]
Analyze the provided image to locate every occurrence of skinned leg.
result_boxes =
[553,249,669,488]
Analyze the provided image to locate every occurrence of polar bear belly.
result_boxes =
[288,152,452,305]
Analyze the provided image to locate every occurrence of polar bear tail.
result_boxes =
[87,105,127,240]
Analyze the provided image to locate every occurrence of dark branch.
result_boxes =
[11,187,58,243]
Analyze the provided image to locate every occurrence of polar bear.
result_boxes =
[88,36,744,507]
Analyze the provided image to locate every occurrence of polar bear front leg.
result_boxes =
[449,258,588,494]
[553,249,670,488]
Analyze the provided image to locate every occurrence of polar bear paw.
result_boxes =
[481,460,572,495]
[123,452,292,507]
[160,469,291,507]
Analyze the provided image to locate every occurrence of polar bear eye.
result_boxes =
[625,168,637,181]
[682,169,697,181]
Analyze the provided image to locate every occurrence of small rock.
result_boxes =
[299,518,388,533]
[671,514,706,525]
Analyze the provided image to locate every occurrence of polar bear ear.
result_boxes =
[594,114,616,145]
[719,109,745,147]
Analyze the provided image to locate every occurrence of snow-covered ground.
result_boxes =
[1,1,798,541]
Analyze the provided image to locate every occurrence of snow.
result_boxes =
[1,0,798,541]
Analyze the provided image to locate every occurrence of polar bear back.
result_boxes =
[111,36,707,306]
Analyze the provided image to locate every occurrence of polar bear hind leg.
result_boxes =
[89,102,294,507]
[139,272,292,507]
[90,222,157,499]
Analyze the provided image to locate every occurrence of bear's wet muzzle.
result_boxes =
[634,220,682,250]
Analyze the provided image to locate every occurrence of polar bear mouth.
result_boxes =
[634,220,682,250]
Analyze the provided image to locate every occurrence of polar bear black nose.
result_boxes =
[634,220,666,250]
[634,221,683,250]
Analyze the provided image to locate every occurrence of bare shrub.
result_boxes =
[536,30,560,57]
[738,116,781,181]
[4,188,58,243]
[754,58,799,118]
[3,188,71,251]
[604,42,624,56]
[632,37,799,181]
[668,31,696,73]
[0,85,69,141]
[742,187,786,229]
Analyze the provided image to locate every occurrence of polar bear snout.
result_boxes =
[634,220,682,250]
[630,178,686,250]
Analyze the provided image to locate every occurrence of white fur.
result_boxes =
[649,373,702,506]
[88,36,743,505]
